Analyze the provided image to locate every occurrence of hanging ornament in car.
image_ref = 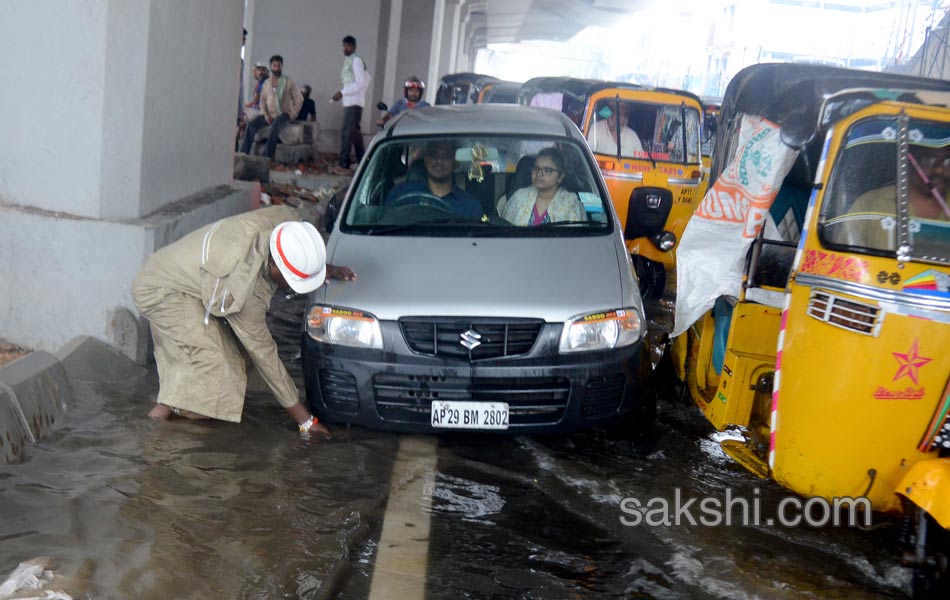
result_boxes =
[468,145,489,182]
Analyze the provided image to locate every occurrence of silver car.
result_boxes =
[302,104,652,433]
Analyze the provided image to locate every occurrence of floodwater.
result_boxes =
[0,293,914,599]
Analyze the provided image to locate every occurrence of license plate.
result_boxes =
[430,401,509,430]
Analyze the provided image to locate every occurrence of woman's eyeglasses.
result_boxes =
[532,165,557,176]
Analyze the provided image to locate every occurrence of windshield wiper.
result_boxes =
[533,220,594,227]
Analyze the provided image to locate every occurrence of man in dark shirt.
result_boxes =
[384,141,483,218]
[297,84,316,122]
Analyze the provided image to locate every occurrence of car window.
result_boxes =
[341,136,612,236]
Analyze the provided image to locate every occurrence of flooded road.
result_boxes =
[0,293,914,599]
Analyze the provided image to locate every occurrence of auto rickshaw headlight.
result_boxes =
[307,305,383,349]
[651,231,677,252]
[559,308,641,354]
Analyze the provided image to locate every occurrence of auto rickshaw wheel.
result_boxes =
[632,255,666,300]
[902,501,950,599]
[655,345,691,406]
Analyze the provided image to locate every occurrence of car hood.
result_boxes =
[317,233,630,322]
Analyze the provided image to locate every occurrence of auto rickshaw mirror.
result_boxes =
[779,109,816,149]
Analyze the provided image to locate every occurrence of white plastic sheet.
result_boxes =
[672,114,800,336]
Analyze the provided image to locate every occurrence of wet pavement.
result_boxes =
[0,292,915,599]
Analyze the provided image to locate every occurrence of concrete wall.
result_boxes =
[248,0,384,153]
[0,186,254,356]
[0,2,108,217]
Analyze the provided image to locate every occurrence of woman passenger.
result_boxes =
[502,148,586,226]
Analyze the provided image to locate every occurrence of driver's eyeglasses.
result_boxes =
[532,165,557,176]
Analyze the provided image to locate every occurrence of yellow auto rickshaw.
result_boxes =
[669,63,950,597]
[520,78,705,299]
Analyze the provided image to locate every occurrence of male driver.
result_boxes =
[838,144,950,249]
[132,206,356,435]
[383,141,483,218]
[377,76,429,126]
[332,35,370,171]
[241,55,303,159]
[587,104,643,157]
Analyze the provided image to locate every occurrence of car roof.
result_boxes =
[383,104,583,140]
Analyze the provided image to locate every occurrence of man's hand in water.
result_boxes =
[327,264,357,281]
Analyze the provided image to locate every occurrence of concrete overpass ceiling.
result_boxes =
[476,0,654,44]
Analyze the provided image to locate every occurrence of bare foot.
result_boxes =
[148,404,173,420]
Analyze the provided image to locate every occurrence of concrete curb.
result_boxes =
[0,335,144,464]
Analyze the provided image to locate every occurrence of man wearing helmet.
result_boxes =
[131,206,356,436]
[378,76,430,126]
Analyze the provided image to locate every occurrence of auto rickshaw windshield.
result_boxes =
[586,98,701,164]
[821,115,950,264]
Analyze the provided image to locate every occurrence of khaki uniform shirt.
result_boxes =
[133,206,303,419]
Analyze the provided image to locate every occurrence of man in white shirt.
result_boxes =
[332,35,371,171]
[587,105,643,157]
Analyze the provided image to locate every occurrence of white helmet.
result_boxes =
[269,221,327,294]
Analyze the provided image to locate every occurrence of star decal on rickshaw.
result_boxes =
[891,338,932,385]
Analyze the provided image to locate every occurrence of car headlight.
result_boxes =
[307,305,383,349]
[559,308,642,353]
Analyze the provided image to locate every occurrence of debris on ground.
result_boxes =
[269,151,341,176]
[260,182,337,208]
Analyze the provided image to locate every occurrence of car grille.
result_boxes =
[581,374,626,417]
[373,374,570,425]
[320,369,359,415]
[399,318,544,360]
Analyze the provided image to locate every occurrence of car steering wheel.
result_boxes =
[386,190,455,213]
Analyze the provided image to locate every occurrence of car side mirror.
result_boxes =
[326,194,338,233]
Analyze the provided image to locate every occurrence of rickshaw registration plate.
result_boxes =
[430,401,509,430]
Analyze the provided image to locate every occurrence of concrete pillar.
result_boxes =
[382,0,405,108]
[0,0,252,358]
[426,0,447,105]
[438,1,456,80]
[448,1,465,75]
[392,0,437,107]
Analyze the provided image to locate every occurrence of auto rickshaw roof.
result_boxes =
[711,62,950,185]
[438,73,501,88]
[518,76,703,107]
[479,81,522,104]
[720,62,950,132]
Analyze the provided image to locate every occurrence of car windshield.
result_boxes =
[585,97,701,164]
[821,116,950,265]
[341,136,613,236]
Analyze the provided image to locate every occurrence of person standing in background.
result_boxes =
[332,35,370,172]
